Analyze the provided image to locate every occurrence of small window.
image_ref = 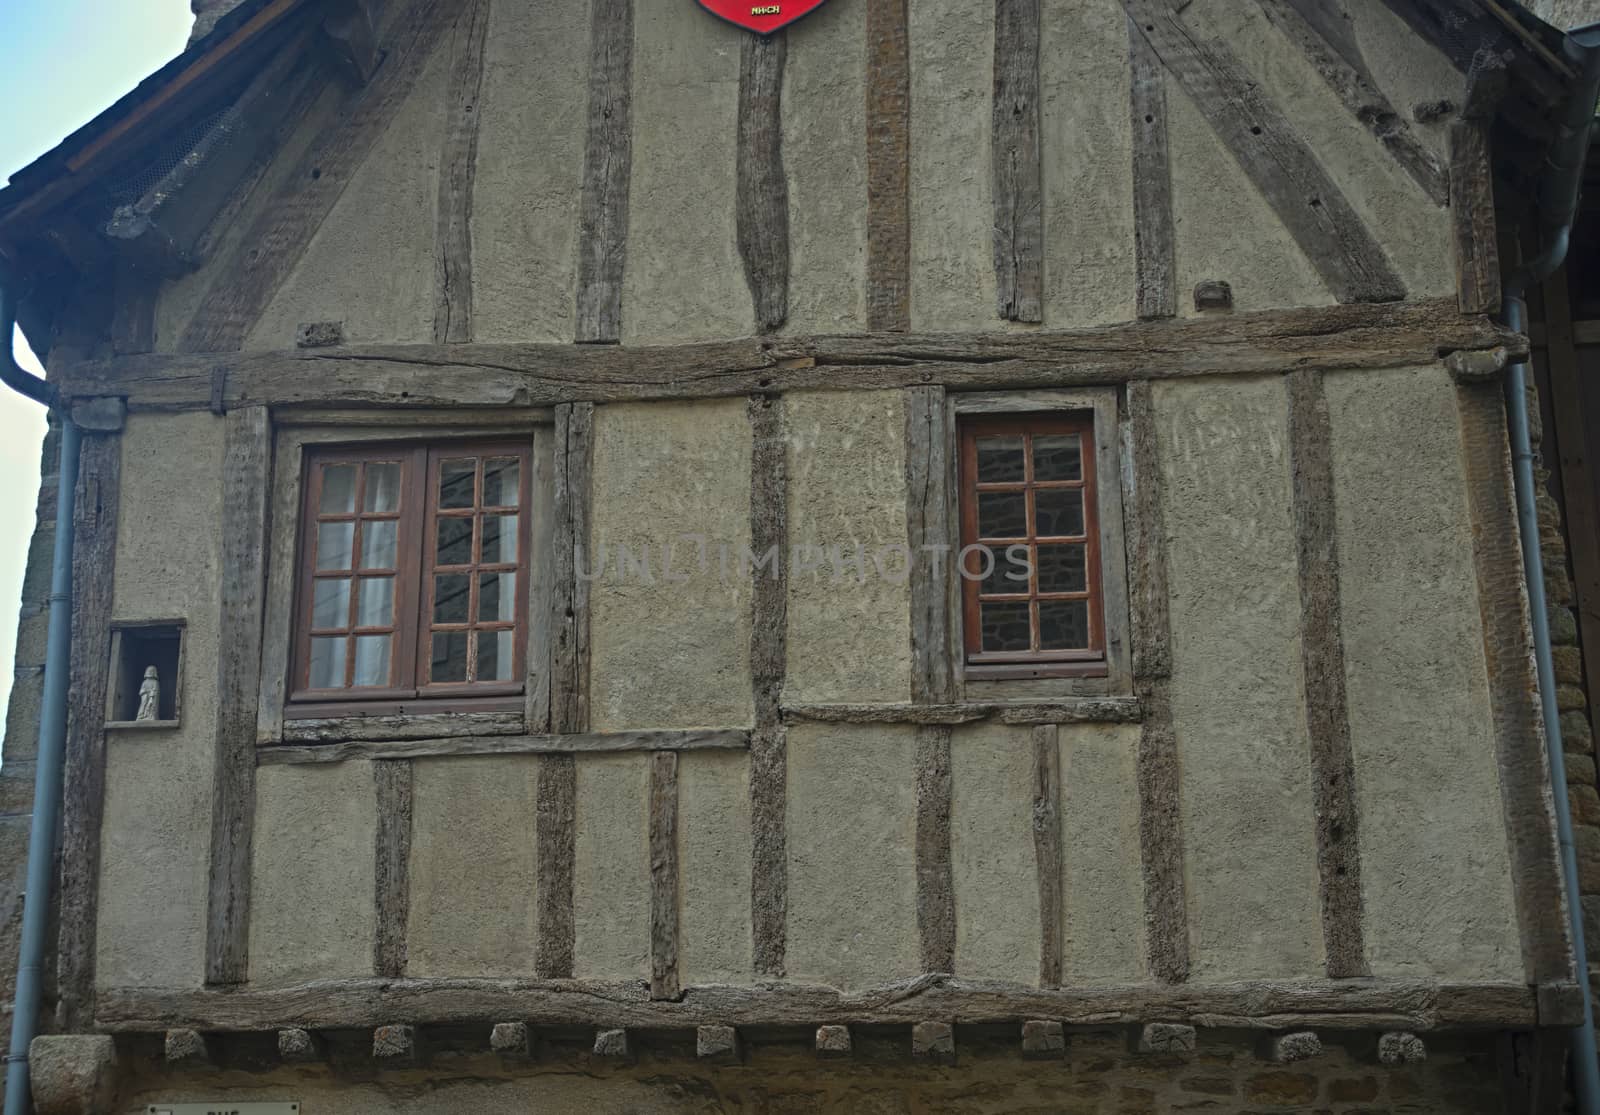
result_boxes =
[958,413,1106,678]
[289,441,532,715]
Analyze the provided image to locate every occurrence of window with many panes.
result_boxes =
[958,413,1105,677]
[289,441,532,715]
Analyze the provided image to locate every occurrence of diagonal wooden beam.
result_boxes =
[1126,0,1406,303]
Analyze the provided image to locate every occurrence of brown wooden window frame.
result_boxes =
[957,411,1108,680]
[287,439,534,718]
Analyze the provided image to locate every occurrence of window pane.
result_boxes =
[316,521,354,570]
[312,578,350,630]
[363,519,399,570]
[357,576,395,628]
[431,631,469,683]
[309,636,346,688]
[975,435,1025,483]
[1034,488,1084,538]
[977,491,1027,539]
[483,457,521,508]
[440,459,476,509]
[1033,434,1083,482]
[482,514,518,564]
[480,571,517,623]
[478,629,515,682]
[319,464,358,515]
[364,462,402,513]
[1039,599,1090,650]
[1038,544,1087,594]
[434,574,471,624]
[980,600,1033,653]
[437,516,473,566]
[352,635,391,687]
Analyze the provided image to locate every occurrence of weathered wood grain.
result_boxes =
[865,0,911,331]
[54,433,122,1032]
[915,725,955,973]
[748,394,788,978]
[574,0,634,343]
[1286,369,1365,979]
[650,751,680,1000]
[281,709,523,744]
[535,754,576,980]
[1450,121,1500,316]
[205,407,272,985]
[111,259,158,356]
[905,386,954,703]
[1123,382,1169,681]
[1128,16,1175,321]
[551,403,593,735]
[737,34,790,334]
[60,299,1523,413]
[781,698,1142,726]
[1125,0,1406,303]
[993,0,1043,322]
[178,0,456,351]
[433,0,489,344]
[1032,725,1063,988]
[373,759,413,979]
[259,729,751,765]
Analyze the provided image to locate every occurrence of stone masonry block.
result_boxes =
[372,1024,417,1063]
[1021,1020,1066,1060]
[1559,684,1586,713]
[1577,824,1600,894]
[912,1021,955,1064]
[1554,645,1586,687]
[164,1029,211,1066]
[277,1029,322,1062]
[1568,753,1597,788]
[1565,711,1596,755]
[1378,1031,1426,1065]
[1138,1023,1196,1055]
[815,1025,852,1058]
[490,1022,530,1056]
[30,1035,118,1115]
[1573,785,1600,827]
[1585,895,1600,948]
[697,1025,741,1062]
[1270,1031,1322,1062]
[1552,605,1580,645]
[593,1029,631,1059]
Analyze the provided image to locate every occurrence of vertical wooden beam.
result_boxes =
[649,750,680,1000]
[535,754,576,979]
[748,394,788,977]
[1285,368,1366,979]
[992,0,1044,323]
[905,386,954,704]
[1128,17,1175,321]
[54,432,122,1031]
[1124,381,1189,984]
[111,259,158,355]
[865,0,911,332]
[915,724,955,973]
[433,0,490,344]
[574,0,635,343]
[737,34,791,334]
[1451,121,1501,316]
[1031,724,1063,988]
[1457,382,1574,988]
[373,759,413,978]
[205,406,272,985]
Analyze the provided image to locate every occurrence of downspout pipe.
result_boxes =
[1502,20,1600,1114]
[0,280,77,1115]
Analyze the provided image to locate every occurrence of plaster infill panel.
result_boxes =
[678,750,754,985]
[786,722,919,989]
[1061,722,1146,984]
[407,756,539,977]
[1154,375,1323,980]
[951,721,1038,984]
[572,753,650,980]
[250,761,377,983]
[1326,365,1522,980]
[783,389,912,705]
[1344,0,1460,164]
[588,399,753,731]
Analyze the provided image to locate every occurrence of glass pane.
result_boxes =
[483,457,521,508]
[434,574,471,624]
[364,462,402,513]
[479,571,517,623]
[311,578,350,630]
[436,516,474,566]
[440,458,476,509]
[315,521,354,570]
[308,636,346,689]
[478,629,515,682]
[431,631,469,683]
[319,464,358,515]
[1034,488,1085,538]
[352,635,392,687]
[1038,544,1088,594]
[975,435,1025,484]
[979,600,1033,653]
[482,514,518,564]
[357,576,395,628]
[1039,599,1090,650]
[362,519,399,570]
[977,491,1027,539]
[970,546,1021,597]
[1033,434,1083,482]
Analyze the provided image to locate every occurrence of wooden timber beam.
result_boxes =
[56,298,1524,413]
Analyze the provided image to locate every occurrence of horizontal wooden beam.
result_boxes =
[57,299,1521,413]
[781,699,1141,726]
[94,975,1539,1034]
[257,728,750,765]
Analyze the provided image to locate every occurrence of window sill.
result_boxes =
[105,719,182,732]
[962,660,1109,681]
[275,707,526,745]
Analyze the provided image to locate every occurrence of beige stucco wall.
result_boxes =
[1344,0,1461,164]
[678,750,754,985]
[950,721,1038,983]
[1326,365,1522,980]
[1061,722,1147,984]
[572,753,650,980]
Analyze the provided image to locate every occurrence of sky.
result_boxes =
[0,3,192,749]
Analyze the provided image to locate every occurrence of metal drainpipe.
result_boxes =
[1502,21,1600,1114]
[0,281,77,1115]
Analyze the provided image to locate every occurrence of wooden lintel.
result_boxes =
[258,728,751,765]
[780,699,1142,725]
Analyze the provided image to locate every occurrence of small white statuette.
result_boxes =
[136,666,160,721]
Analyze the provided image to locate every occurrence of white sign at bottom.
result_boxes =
[147,1104,300,1115]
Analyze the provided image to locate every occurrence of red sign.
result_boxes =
[697,0,828,34]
